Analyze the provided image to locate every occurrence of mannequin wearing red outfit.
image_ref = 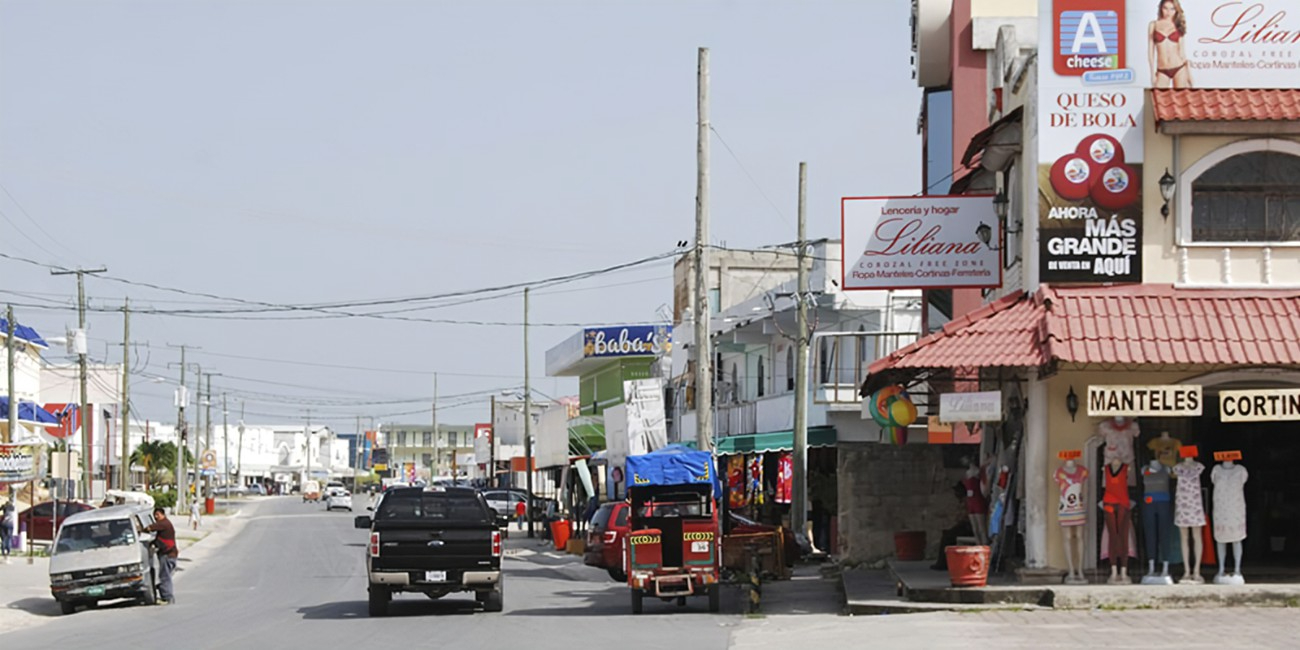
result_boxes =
[1101,457,1134,584]
[961,464,989,545]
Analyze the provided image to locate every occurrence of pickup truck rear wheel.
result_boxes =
[368,585,390,617]
[480,578,504,612]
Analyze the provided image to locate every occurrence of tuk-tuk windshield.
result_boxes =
[636,492,711,518]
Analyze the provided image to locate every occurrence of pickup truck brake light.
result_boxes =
[604,531,618,544]
[369,532,380,557]
[491,530,501,557]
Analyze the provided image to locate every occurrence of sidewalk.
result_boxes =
[0,497,261,635]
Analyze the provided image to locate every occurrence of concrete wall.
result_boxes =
[836,441,967,565]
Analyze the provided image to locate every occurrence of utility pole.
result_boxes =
[693,46,713,452]
[222,393,229,488]
[51,266,107,499]
[524,287,535,537]
[432,373,439,479]
[119,300,130,491]
[204,373,214,498]
[792,162,811,539]
[304,409,313,489]
[237,402,245,487]
[168,345,189,511]
[489,395,496,488]
[5,306,16,446]
[355,415,363,481]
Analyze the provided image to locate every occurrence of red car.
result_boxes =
[17,501,96,541]
[585,501,630,581]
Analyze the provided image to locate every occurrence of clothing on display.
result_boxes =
[962,475,988,515]
[775,453,792,504]
[727,455,747,509]
[1054,463,1088,526]
[748,454,764,506]
[1141,463,1173,564]
[1147,433,1180,468]
[1211,462,1249,543]
[1103,462,1129,505]
[1100,418,1141,466]
[1103,501,1132,568]
[1173,459,1207,528]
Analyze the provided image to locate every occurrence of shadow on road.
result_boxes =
[505,587,737,617]
[297,597,481,620]
[6,597,62,617]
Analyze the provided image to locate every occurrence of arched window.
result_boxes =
[1191,150,1300,243]
[757,355,766,398]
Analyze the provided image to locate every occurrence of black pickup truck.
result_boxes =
[354,486,506,616]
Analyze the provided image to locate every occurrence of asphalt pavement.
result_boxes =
[0,496,743,649]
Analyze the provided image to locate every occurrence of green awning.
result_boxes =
[714,426,837,455]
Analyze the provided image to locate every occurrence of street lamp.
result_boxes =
[1159,169,1176,220]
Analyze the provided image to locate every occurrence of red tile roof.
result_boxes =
[868,285,1300,377]
[1152,89,1300,123]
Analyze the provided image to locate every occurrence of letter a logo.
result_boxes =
[1053,1,1125,76]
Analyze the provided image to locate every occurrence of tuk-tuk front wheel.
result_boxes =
[630,588,644,615]
[707,584,720,613]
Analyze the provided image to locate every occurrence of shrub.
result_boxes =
[149,489,177,510]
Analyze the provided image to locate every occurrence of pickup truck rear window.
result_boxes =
[376,493,491,524]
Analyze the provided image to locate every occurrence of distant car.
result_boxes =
[18,501,97,541]
[246,484,267,496]
[325,490,352,512]
[585,501,631,581]
[302,480,322,503]
[212,485,247,497]
[481,490,529,518]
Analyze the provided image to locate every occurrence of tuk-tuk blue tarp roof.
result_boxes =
[626,445,716,492]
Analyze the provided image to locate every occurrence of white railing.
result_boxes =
[812,331,920,404]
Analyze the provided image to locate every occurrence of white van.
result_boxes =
[48,505,159,614]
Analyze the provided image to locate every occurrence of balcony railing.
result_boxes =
[812,331,919,404]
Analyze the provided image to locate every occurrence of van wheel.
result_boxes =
[59,600,77,615]
[367,586,390,617]
[139,569,157,606]
[631,588,644,615]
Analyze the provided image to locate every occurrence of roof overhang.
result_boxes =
[1153,89,1300,135]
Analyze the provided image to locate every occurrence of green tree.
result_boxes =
[130,441,193,490]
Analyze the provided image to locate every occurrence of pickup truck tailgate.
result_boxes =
[372,527,494,571]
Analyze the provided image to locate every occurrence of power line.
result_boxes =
[709,125,792,227]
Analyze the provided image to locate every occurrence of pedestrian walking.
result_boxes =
[1,499,15,560]
[140,507,178,604]
[514,499,527,531]
[189,498,202,530]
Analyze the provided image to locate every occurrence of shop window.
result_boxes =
[757,355,766,398]
[1191,150,1300,243]
[423,432,432,447]
[708,288,721,314]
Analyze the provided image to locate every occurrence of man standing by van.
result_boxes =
[141,507,178,605]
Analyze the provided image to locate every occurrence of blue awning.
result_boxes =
[626,444,717,493]
[0,398,59,426]
[0,318,49,349]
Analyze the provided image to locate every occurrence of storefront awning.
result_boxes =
[715,426,836,455]
[865,284,1300,392]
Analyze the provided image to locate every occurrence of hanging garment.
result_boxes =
[962,476,988,515]
[1147,436,1181,468]
[1173,460,1207,527]
[748,454,764,506]
[727,455,748,509]
[775,453,793,504]
[1054,464,1088,526]
[1099,419,1140,466]
[1211,463,1249,543]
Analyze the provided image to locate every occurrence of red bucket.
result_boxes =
[893,531,926,561]
[945,545,991,587]
[550,520,571,551]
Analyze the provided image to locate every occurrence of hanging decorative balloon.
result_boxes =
[869,385,917,445]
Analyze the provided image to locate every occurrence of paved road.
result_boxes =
[1,496,739,649]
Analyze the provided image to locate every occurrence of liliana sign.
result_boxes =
[841,195,1001,290]
[1087,384,1203,416]
[1219,388,1300,422]
[939,391,1004,423]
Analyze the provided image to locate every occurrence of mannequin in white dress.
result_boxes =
[1211,459,1248,584]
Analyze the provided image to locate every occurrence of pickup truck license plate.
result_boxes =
[424,571,447,582]
[86,586,106,597]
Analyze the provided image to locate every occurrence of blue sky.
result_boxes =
[0,0,920,428]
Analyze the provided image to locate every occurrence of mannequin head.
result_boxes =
[1149,459,1162,471]
[1114,416,1130,426]
[1160,431,1170,439]
[1064,458,1077,470]
[966,464,979,479]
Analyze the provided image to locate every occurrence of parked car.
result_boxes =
[584,501,631,581]
[212,485,247,496]
[48,505,159,614]
[246,484,267,496]
[18,501,97,542]
[325,489,352,512]
[481,490,528,518]
[354,486,506,616]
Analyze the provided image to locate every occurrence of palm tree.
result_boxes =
[130,441,188,491]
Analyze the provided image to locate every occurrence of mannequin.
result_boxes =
[1054,458,1088,584]
[1211,458,1249,584]
[961,464,989,545]
[1139,459,1173,584]
[1172,452,1206,584]
[1100,417,1141,466]
[1101,457,1133,584]
[1146,431,1180,468]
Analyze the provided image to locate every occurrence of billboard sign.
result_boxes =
[0,443,42,483]
[582,325,672,359]
[1125,0,1300,89]
[841,195,1002,290]
[1039,0,1144,284]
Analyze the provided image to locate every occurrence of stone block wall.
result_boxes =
[836,441,967,565]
